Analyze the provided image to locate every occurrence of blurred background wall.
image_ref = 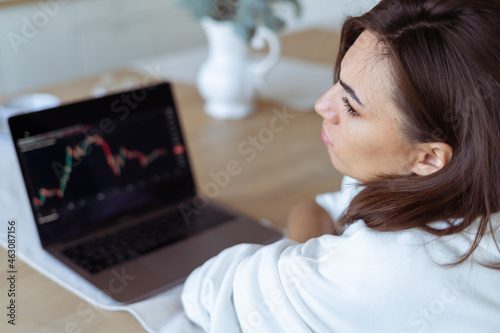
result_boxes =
[0,0,376,96]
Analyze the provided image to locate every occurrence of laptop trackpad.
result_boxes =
[140,230,235,280]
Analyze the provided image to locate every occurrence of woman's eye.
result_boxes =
[342,97,360,117]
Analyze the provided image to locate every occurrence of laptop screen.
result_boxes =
[9,83,196,245]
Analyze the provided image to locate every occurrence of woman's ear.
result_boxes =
[411,142,453,176]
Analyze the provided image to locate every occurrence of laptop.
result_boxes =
[8,82,282,304]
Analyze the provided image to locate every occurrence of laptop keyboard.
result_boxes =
[62,204,235,274]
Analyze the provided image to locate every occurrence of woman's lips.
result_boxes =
[321,128,333,147]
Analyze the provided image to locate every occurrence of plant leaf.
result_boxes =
[177,0,302,42]
[263,13,285,32]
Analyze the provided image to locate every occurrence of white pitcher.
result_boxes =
[197,17,281,119]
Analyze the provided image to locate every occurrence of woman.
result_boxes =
[182,0,500,331]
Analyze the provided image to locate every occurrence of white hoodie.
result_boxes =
[181,177,500,332]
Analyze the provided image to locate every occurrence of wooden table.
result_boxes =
[0,30,343,332]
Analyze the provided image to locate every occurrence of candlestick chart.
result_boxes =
[31,133,179,209]
[20,110,189,223]
[14,99,194,247]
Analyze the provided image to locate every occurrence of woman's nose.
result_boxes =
[315,92,339,124]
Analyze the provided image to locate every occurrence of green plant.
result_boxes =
[178,0,301,41]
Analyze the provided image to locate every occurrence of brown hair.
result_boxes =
[335,0,500,268]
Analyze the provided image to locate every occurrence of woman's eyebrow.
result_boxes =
[339,79,365,107]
